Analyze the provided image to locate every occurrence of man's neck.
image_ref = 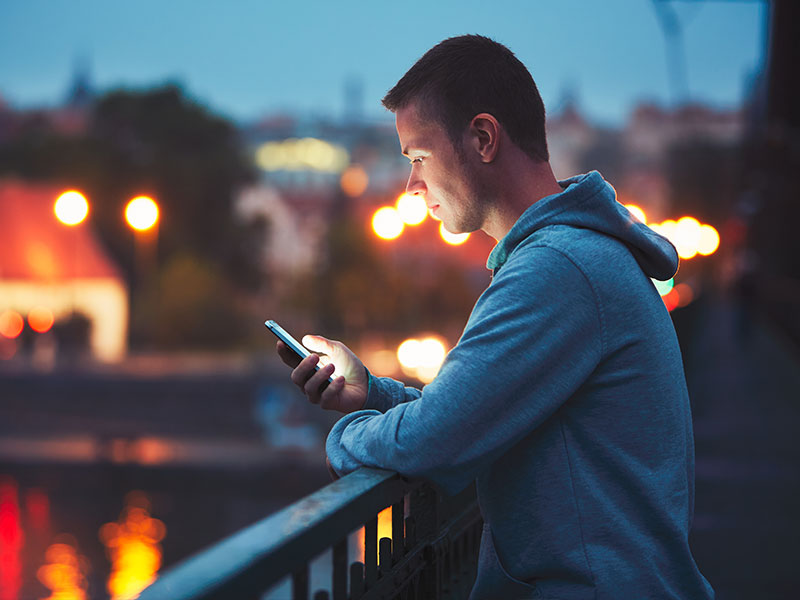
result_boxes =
[482,160,563,241]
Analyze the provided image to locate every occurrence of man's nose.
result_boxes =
[406,171,426,196]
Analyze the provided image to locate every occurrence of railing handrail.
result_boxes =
[139,467,423,600]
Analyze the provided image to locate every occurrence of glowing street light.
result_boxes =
[125,196,159,232]
[0,310,24,339]
[54,191,89,226]
[697,224,720,256]
[624,204,647,224]
[396,193,427,226]
[372,206,404,240]
[397,336,447,383]
[439,222,470,246]
[28,307,54,334]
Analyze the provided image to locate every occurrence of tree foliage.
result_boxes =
[0,85,265,347]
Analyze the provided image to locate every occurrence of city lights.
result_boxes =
[396,193,427,225]
[28,307,55,334]
[397,336,447,383]
[439,223,470,246]
[255,137,350,173]
[125,196,159,232]
[371,206,404,240]
[0,310,24,339]
[697,224,720,256]
[54,190,89,226]
[340,164,369,197]
[649,217,720,260]
[624,204,647,224]
[673,217,703,260]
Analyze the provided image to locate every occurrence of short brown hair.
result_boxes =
[382,35,549,162]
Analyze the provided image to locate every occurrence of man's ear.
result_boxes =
[468,113,500,163]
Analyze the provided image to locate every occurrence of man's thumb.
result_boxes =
[302,334,333,354]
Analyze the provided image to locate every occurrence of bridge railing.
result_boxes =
[138,467,482,600]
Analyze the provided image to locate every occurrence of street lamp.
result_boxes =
[125,196,160,342]
[125,196,159,232]
[54,190,89,226]
[54,190,91,320]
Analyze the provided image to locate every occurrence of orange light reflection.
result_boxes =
[37,537,89,600]
[100,491,166,600]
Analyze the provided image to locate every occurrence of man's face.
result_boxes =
[395,102,488,235]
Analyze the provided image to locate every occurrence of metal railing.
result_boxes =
[138,467,482,600]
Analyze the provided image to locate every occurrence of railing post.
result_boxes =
[392,496,404,565]
[365,515,378,589]
[332,538,347,600]
[137,468,481,600]
[292,565,309,600]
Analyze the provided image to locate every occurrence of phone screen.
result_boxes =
[265,320,334,387]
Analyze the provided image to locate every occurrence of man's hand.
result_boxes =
[276,335,368,414]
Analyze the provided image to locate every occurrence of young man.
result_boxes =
[278,35,714,599]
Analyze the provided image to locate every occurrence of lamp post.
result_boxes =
[54,190,90,314]
[125,196,160,343]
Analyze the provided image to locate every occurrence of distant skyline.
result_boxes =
[0,0,767,126]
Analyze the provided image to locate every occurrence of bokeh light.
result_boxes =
[663,288,681,312]
[652,278,674,297]
[28,307,55,334]
[397,336,447,383]
[37,538,89,600]
[372,206,404,240]
[54,191,89,226]
[0,310,24,339]
[255,137,349,173]
[651,216,720,260]
[674,216,703,259]
[100,491,165,600]
[340,164,369,197]
[439,223,470,246]
[397,339,422,369]
[125,196,159,232]
[624,204,647,224]
[673,282,695,308]
[396,193,427,226]
[0,479,23,600]
[697,224,720,256]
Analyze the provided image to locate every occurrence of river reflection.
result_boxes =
[0,456,331,600]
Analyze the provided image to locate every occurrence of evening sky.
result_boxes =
[0,0,766,125]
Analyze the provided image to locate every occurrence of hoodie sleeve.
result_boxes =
[326,246,604,494]
[362,372,422,414]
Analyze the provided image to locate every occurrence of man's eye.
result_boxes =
[410,157,424,164]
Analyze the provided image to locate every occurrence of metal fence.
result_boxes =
[138,467,482,600]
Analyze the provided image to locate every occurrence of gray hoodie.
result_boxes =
[327,171,714,599]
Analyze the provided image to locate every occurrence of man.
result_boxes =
[277,35,713,599]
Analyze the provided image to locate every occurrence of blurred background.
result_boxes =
[1,1,798,598]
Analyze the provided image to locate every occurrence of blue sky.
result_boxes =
[0,0,767,126]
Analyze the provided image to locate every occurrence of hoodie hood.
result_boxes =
[487,171,678,281]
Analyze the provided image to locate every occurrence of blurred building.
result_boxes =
[0,180,128,362]
[0,62,94,143]
[236,112,408,278]
[547,96,744,223]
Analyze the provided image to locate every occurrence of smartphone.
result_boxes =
[265,320,334,389]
